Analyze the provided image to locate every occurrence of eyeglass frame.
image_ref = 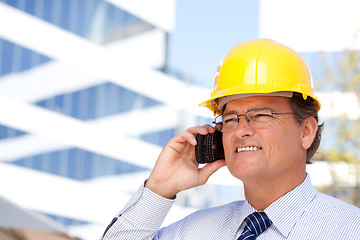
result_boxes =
[212,108,294,132]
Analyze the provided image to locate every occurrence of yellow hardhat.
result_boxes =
[200,39,321,115]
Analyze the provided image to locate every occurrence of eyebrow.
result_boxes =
[224,108,272,115]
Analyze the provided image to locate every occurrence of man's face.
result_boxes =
[222,96,306,183]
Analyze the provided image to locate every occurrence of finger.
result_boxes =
[200,124,217,134]
[187,125,216,136]
[165,131,197,155]
[173,130,197,146]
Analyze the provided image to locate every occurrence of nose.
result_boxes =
[234,116,255,138]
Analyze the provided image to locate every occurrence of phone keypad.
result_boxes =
[203,134,216,163]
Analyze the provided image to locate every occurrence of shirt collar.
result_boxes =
[233,200,256,234]
[264,174,317,238]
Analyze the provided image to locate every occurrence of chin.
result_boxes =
[227,163,254,180]
[226,158,264,181]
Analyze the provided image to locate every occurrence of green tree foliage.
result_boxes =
[313,48,360,207]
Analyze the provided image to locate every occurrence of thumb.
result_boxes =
[198,159,226,185]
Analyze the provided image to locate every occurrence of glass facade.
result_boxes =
[34,82,161,120]
[0,124,27,139]
[4,1,350,238]
[12,148,148,180]
[1,0,154,44]
[0,0,169,232]
[0,38,51,76]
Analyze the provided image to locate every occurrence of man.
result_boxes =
[102,39,360,239]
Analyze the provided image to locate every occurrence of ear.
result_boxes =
[301,117,318,150]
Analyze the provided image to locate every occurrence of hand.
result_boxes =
[145,125,226,199]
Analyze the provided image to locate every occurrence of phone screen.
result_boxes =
[195,131,224,163]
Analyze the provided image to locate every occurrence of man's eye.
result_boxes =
[254,113,272,118]
[224,118,237,124]
[252,113,273,121]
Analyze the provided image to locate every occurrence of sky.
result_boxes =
[167,0,360,90]
[168,0,259,88]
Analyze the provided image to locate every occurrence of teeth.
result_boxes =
[237,146,262,152]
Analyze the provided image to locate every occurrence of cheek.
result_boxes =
[222,133,232,154]
[263,127,302,160]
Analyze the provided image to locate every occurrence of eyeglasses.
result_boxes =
[213,109,294,132]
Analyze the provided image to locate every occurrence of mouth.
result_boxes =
[236,146,262,153]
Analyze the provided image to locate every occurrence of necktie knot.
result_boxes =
[238,211,272,240]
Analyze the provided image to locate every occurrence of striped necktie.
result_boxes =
[237,211,272,240]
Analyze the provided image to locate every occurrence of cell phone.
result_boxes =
[195,130,224,164]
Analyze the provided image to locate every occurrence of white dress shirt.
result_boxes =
[102,174,360,239]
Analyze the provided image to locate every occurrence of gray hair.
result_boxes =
[290,93,324,164]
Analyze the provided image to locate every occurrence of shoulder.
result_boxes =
[187,200,245,219]
[157,200,246,238]
[171,200,247,229]
[315,191,360,220]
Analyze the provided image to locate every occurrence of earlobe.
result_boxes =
[301,117,318,150]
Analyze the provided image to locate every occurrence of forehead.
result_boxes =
[224,96,292,113]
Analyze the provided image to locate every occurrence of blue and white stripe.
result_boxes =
[102,174,360,239]
[238,211,272,239]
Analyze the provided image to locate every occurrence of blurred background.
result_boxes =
[0,0,359,239]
